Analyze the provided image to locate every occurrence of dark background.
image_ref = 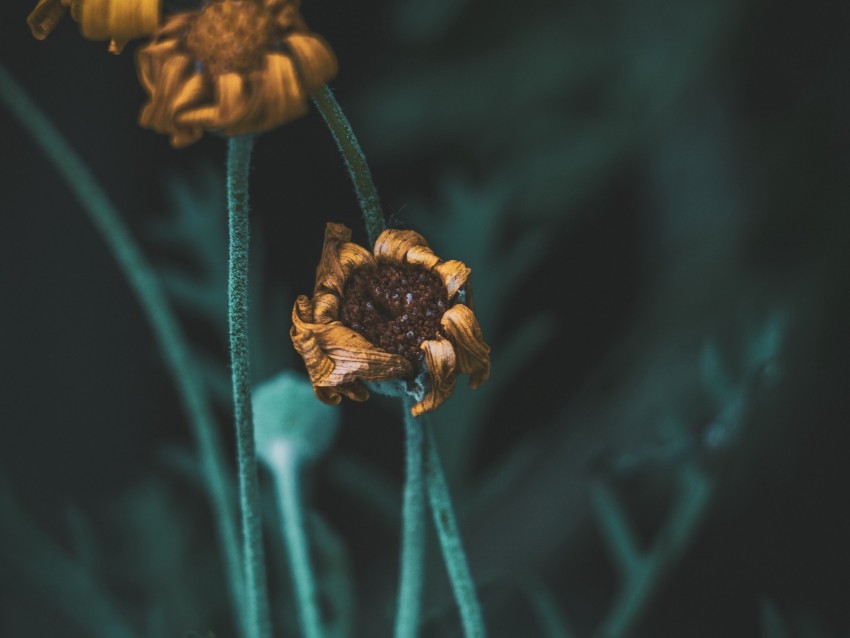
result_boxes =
[1,0,849,636]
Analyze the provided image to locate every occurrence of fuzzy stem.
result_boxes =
[227,135,271,638]
[312,85,385,245]
[424,422,486,638]
[269,442,324,638]
[394,398,427,638]
[0,65,248,637]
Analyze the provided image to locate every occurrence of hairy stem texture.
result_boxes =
[424,422,486,638]
[0,64,248,637]
[394,398,426,638]
[227,134,271,638]
[312,85,386,245]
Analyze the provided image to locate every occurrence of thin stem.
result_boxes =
[0,65,247,637]
[423,422,486,638]
[312,85,385,245]
[595,465,713,638]
[269,442,324,638]
[394,398,426,638]
[227,134,272,638]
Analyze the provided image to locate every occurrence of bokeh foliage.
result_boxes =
[1,0,849,636]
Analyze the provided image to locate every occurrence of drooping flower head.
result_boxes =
[291,223,491,417]
[28,0,161,54]
[136,0,337,147]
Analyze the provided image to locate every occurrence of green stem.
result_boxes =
[394,398,426,638]
[0,65,247,637]
[595,465,713,638]
[226,135,272,638]
[312,85,386,245]
[269,442,324,638]
[424,422,486,638]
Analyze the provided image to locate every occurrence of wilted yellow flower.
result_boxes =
[28,0,161,54]
[291,223,491,417]
[136,0,337,147]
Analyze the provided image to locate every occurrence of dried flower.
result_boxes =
[291,223,491,417]
[136,0,337,147]
[28,0,161,54]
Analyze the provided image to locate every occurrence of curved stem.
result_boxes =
[0,65,247,637]
[394,398,426,638]
[227,135,272,638]
[312,85,386,245]
[269,442,324,638]
[424,422,486,638]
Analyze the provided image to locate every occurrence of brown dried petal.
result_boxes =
[28,0,68,40]
[176,72,251,136]
[339,241,375,273]
[231,53,308,136]
[285,32,338,95]
[312,292,341,324]
[314,222,352,295]
[440,304,490,389]
[412,337,457,417]
[292,295,413,390]
[405,244,440,270]
[435,259,471,300]
[138,53,207,147]
[315,383,369,406]
[80,0,161,42]
[373,229,430,263]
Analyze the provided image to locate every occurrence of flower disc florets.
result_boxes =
[341,262,447,365]
[291,223,491,417]
[185,0,274,75]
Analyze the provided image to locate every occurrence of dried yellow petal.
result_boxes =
[28,0,68,40]
[435,259,471,300]
[291,294,413,389]
[374,228,430,262]
[81,0,160,42]
[412,338,458,417]
[440,304,490,388]
[285,32,338,95]
[292,223,489,416]
[136,0,337,146]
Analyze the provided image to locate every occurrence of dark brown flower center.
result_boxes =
[341,262,448,366]
[185,0,274,75]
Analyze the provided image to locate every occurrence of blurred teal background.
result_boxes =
[1,0,849,636]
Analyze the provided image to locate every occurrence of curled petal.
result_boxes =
[157,11,193,37]
[312,292,341,324]
[435,260,471,300]
[405,244,440,270]
[314,222,353,295]
[440,304,490,388]
[138,53,207,147]
[234,53,308,136]
[80,0,161,42]
[315,383,369,406]
[290,312,335,389]
[292,295,413,390]
[28,0,68,40]
[374,229,430,263]
[177,72,250,136]
[339,241,375,275]
[285,32,338,95]
[322,335,413,384]
[412,338,457,417]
